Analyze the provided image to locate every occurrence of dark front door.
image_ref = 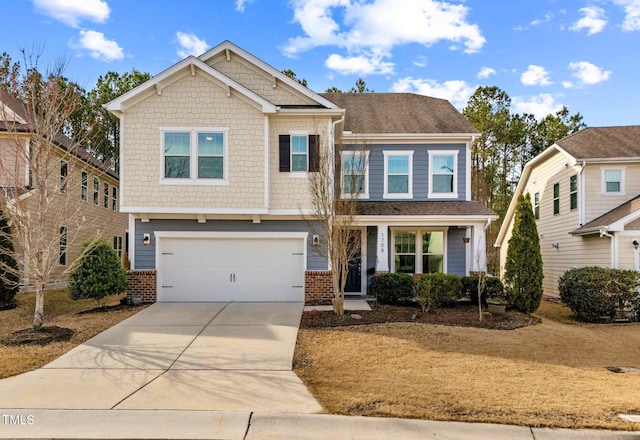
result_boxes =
[345,231,362,293]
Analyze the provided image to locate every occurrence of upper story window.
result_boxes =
[553,183,560,215]
[59,226,67,266]
[93,177,99,205]
[60,160,68,193]
[112,186,118,212]
[428,151,458,198]
[81,172,87,201]
[534,192,540,220]
[103,182,109,209]
[570,175,578,210]
[279,133,319,175]
[161,127,229,185]
[601,167,625,195]
[341,151,369,198]
[383,151,413,199]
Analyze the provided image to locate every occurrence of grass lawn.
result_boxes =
[0,289,145,379]
[294,300,640,430]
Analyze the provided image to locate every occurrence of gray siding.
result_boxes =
[366,226,378,292]
[447,227,467,276]
[345,143,467,201]
[134,219,328,270]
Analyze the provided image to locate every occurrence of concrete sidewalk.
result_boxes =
[1,410,638,439]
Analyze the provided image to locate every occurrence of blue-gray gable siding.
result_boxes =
[345,144,467,201]
[133,219,328,271]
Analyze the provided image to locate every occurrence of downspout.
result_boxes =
[578,160,586,226]
[599,227,616,268]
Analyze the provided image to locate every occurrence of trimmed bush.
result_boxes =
[370,272,414,305]
[558,266,640,322]
[69,238,128,305]
[418,273,464,308]
[0,211,19,307]
[462,275,504,305]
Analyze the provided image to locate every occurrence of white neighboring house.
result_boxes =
[496,125,640,296]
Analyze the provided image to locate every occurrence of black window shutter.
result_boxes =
[279,135,290,172]
[309,134,319,172]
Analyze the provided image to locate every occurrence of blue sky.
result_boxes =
[1,0,639,127]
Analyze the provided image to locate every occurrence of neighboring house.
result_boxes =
[496,125,640,296]
[105,40,496,303]
[0,91,128,289]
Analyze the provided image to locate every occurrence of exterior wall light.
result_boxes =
[633,240,639,250]
[143,233,151,246]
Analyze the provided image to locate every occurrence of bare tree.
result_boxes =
[308,126,367,316]
[0,52,103,330]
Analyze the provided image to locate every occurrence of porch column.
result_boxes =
[376,225,390,272]
[471,224,487,273]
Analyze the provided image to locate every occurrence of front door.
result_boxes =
[345,230,362,293]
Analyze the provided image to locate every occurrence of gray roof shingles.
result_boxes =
[319,93,477,135]
[556,125,640,159]
[356,200,496,217]
[572,194,640,234]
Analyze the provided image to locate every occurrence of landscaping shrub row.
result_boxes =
[370,272,505,311]
[558,266,640,322]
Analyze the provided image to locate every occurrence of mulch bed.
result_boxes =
[1,326,74,346]
[77,302,146,315]
[301,302,540,330]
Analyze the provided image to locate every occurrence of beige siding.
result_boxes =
[210,56,314,106]
[583,163,640,223]
[268,116,332,211]
[500,151,612,296]
[121,73,265,210]
[0,134,29,188]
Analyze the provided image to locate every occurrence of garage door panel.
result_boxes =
[158,236,306,302]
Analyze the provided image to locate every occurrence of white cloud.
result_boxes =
[613,0,640,31]
[284,0,485,76]
[76,30,123,61]
[521,65,552,86]
[176,32,209,57]
[568,61,612,85]
[477,67,495,79]
[570,6,607,35]
[33,0,110,27]
[530,12,553,26]
[391,77,476,110]
[235,0,253,12]
[512,94,563,119]
[325,53,394,75]
[413,56,428,67]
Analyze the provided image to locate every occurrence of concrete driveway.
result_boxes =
[0,302,322,413]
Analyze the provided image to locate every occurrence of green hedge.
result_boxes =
[370,272,415,305]
[418,273,464,308]
[462,275,504,305]
[558,266,640,322]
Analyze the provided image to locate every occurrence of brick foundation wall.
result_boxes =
[305,270,334,303]
[126,270,157,303]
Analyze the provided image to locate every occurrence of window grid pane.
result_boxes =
[198,157,223,179]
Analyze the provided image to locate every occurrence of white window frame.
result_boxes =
[601,166,625,196]
[160,127,229,186]
[569,174,578,211]
[383,151,413,199]
[288,130,310,178]
[60,160,68,194]
[340,151,369,199]
[112,186,118,212]
[93,177,99,205]
[59,226,67,266]
[428,150,458,199]
[390,228,448,274]
[81,171,88,202]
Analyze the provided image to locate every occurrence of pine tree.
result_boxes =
[0,211,19,307]
[69,239,128,306]
[504,193,543,313]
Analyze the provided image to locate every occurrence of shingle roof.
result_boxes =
[556,126,640,159]
[356,200,496,217]
[319,93,477,134]
[571,194,640,235]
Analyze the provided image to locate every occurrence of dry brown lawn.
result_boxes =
[0,289,145,379]
[294,300,640,430]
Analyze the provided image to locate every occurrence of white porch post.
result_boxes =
[376,225,390,272]
[471,224,487,273]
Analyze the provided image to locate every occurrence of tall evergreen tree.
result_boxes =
[504,193,543,313]
[0,211,19,307]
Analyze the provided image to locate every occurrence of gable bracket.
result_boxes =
[155,83,162,96]
[225,48,231,61]
[272,75,277,88]
[190,64,196,76]
[226,85,231,97]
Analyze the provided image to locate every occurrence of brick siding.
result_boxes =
[126,270,157,303]
[305,270,334,303]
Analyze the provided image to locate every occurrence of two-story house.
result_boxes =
[496,125,640,296]
[0,90,128,289]
[105,40,496,303]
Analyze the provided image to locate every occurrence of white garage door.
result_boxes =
[157,233,306,302]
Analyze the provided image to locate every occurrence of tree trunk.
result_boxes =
[332,269,344,316]
[33,281,44,330]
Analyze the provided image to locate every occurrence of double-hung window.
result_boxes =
[341,151,369,198]
[60,160,67,193]
[392,229,446,274]
[161,127,228,184]
[422,231,444,273]
[601,167,625,195]
[81,172,87,201]
[553,183,560,215]
[534,192,540,219]
[93,177,99,205]
[291,135,308,172]
[394,231,416,273]
[428,151,458,198]
[112,186,118,212]
[383,151,413,199]
[103,182,109,209]
[570,175,578,210]
[59,226,67,266]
